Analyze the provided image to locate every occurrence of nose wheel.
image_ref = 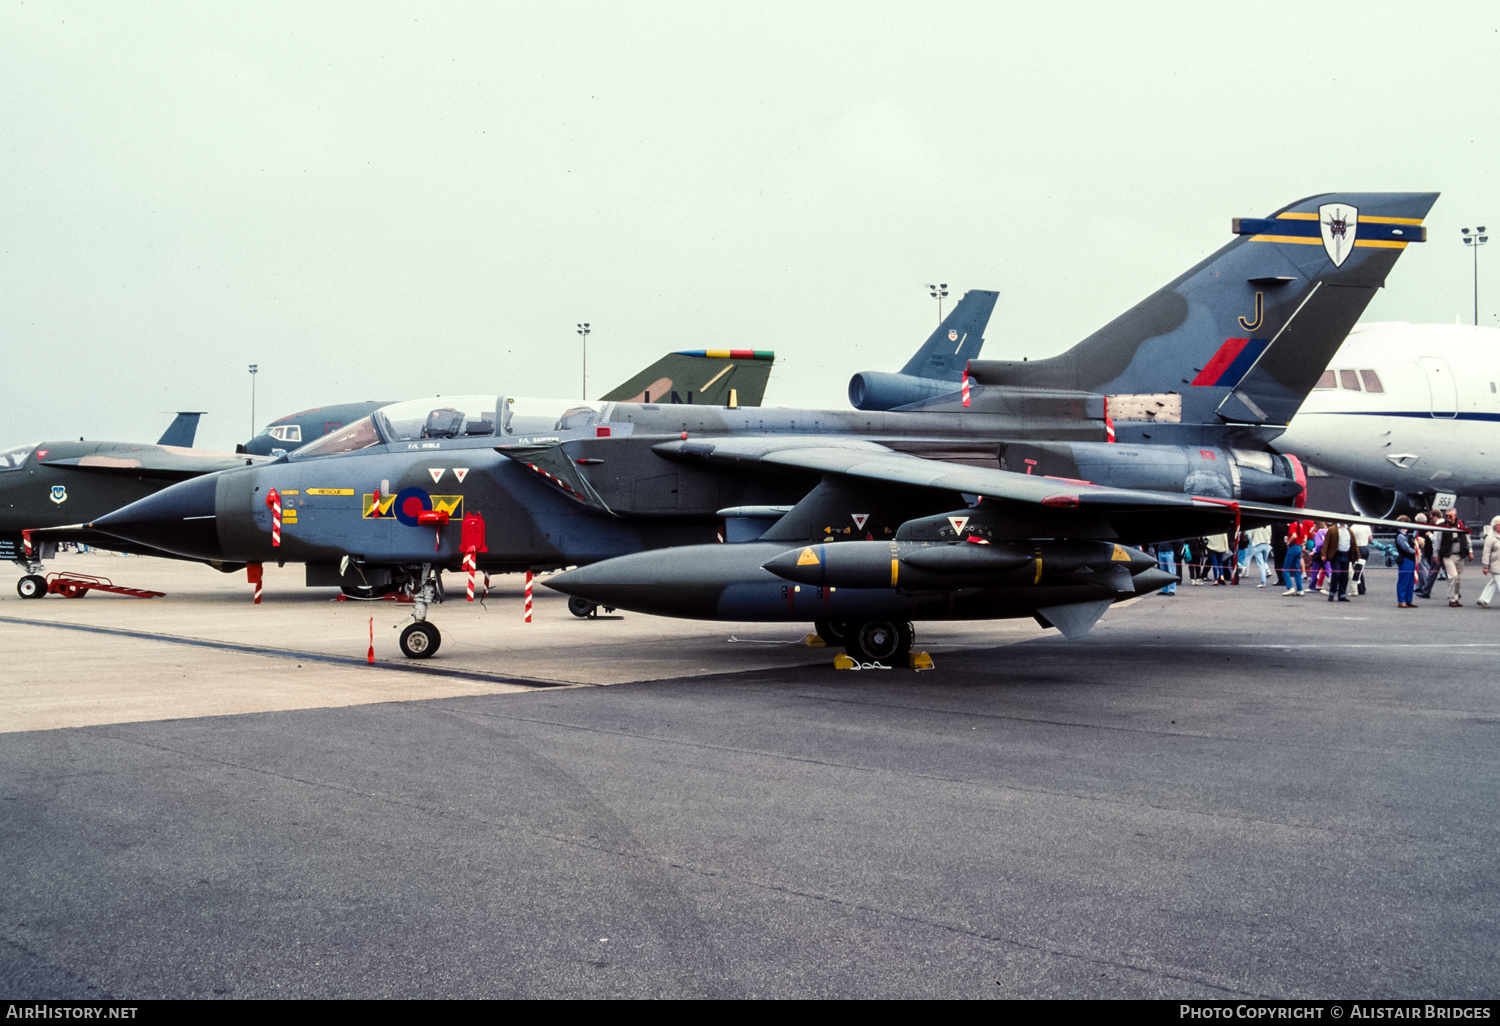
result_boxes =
[399,621,441,659]
[17,574,47,599]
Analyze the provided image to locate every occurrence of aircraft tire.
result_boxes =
[17,575,47,599]
[844,620,911,665]
[399,621,441,659]
[814,620,850,645]
[567,596,598,619]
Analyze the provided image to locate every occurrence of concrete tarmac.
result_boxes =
[1,554,1496,998]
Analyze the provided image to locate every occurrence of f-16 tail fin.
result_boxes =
[849,289,998,410]
[600,350,775,407]
[967,193,1439,440]
[156,412,204,448]
[899,289,997,379]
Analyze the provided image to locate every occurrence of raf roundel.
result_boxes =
[393,487,433,527]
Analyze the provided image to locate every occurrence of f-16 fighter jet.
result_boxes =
[846,288,997,410]
[90,193,1437,659]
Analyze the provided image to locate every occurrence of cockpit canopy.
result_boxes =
[288,394,626,459]
[291,396,500,460]
[500,397,608,438]
[294,417,381,458]
[376,396,498,441]
[0,445,33,471]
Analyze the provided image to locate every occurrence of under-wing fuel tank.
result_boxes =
[545,537,1168,625]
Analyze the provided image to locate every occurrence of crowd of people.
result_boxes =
[1149,510,1500,608]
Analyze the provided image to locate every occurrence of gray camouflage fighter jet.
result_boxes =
[91,192,1437,659]
[543,191,1443,658]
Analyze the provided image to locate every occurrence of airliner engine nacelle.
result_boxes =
[847,371,954,412]
[1348,481,1425,521]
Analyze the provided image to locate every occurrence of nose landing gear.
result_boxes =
[397,564,445,659]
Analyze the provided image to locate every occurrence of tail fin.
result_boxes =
[599,350,775,407]
[899,289,998,379]
[967,193,1438,437]
[848,289,999,410]
[156,412,204,447]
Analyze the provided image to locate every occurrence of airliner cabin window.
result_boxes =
[1339,369,1362,391]
[1360,370,1384,394]
[1315,370,1337,389]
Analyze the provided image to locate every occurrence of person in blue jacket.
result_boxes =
[1395,516,1419,608]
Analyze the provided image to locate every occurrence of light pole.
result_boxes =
[248,364,258,437]
[1462,226,1488,326]
[926,283,949,324]
[576,323,591,399]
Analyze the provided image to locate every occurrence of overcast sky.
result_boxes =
[3,1,1497,451]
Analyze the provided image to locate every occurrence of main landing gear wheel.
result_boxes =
[814,620,850,646]
[568,596,599,619]
[17,575,47,599]
[844,620,913,665]
[399,621,441,659]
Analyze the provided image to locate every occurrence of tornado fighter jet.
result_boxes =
[5,352,775,597]
[89,192,1437,659]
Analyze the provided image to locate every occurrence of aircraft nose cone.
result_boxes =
[546,547,734,618]
[759,548,807,581]
[546,558,656,607]
[92,473,223,560]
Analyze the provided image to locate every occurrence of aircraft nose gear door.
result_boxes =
[399,563,444,658]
